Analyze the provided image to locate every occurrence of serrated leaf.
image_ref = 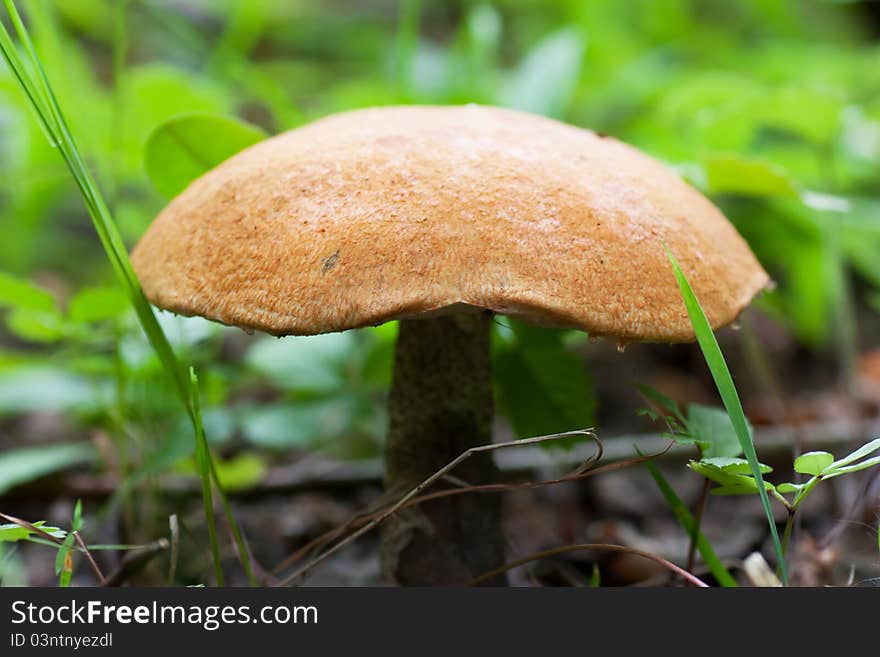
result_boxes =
[144,113,268,198]
[794,451,834,476]
[700,456,772,475]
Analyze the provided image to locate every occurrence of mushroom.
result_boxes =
[131,105,769,585]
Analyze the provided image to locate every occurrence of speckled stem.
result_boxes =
[381,312,507,585]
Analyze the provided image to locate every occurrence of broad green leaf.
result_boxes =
[667,246,787,583]
[144,113,268,198]
[68,286,129,323]
[5,307,65,342]
[0,271,56,313]
[0,367,103,414]
[239,398,356,449]
[794,451,834,476]
[498,27,585,118]
[753,85,843,144]
[211,453,266,492]
[687,404,745,458]
[712,481,776,495]
[702,155,799,198]
[0,443,96,496]
[120,64,230,175]
[494,322,595,446]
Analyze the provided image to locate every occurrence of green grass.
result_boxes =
[665,246,788,585]
[0,0,252,586]
[642,458,738,587]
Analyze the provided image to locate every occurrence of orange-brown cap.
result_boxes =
[131,105,770,342]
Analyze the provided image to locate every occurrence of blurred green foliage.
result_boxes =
[1,0,879,495]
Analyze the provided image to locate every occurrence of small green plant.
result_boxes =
[642,367,880,577]
[691,439,880,560]
[666,247,788,583]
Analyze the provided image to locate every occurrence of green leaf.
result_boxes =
[246,332,356,394]
[68,286,129,323]
[687,404,745,459]
[824,455,880,478]
[120,64,231,176]
[211,453,266,492]
[700,456,772,475]
[794,451,834,476]
[702,155,799,198]
[666,246,787,584]
[828,438,880,470]
[0,367,103,414]
[144,113,268,198]
[776,482,803,494]
[688,459,771,493]
[0,271,56,313]
[55,530,75,581]
[71,499,83,532]
[636,384,686,425]
[5,307,66,342]
[0,521,64,543]
[0,443,96,496]
[239,398,356,449]
[498,27,585,118]
[494,322,595,446]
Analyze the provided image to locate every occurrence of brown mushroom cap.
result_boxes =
[131,104,770,342]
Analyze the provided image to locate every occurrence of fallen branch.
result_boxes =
[468,543,710,588]
[279,429,600,586]
[272,445,660,580]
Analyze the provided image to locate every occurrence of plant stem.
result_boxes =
[779,508,796,578]
[685,477,711,578]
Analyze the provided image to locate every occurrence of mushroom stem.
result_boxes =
[381,311,507,585]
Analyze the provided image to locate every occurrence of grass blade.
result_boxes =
[0,0,254,584]
[642,456,737,587]
[665,246,788,584]
[190,369,223,586]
